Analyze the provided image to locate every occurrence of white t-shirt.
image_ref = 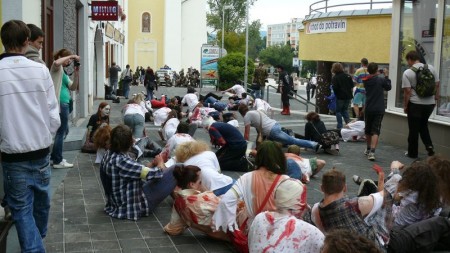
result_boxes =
[183,151,233,191]
[153,107,172,126]
[249,212,324,253]
[164,133,195,158]
[123,103,147,118]
[182,93,199,112]
[163,118,180,140]
[244,110,276,136]
[340,120,365,142]
[402,62,439,105]
[253,98,272,113]
[231,84,246,98]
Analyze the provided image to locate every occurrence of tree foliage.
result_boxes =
[218,52,255,90]
[259,44,295,73]
[207,0,256,33]
[301,60,317,77]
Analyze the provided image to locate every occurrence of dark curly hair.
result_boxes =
[397,161,441,214]
[427,155,450,205]
[255,141,286,174]
[173,164,201,189]
[323,229,382,253]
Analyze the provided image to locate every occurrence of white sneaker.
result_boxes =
[53,159,73,169]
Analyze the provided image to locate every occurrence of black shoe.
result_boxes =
[315,144,322,153]
[404,151,417,159]
[426,146,435,156]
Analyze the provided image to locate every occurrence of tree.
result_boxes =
[207,0,256,33]
[300,60,317,77]
[248,20,265,60]
[259,44,295,73]
[218,52,255,90]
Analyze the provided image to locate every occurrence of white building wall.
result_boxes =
[2,0,40,27]
[164,0,182,70]
[181,0,207,70]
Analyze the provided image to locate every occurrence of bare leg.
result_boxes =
[353,105,360,118]
[312,159,326,176]
[370,135,379,150]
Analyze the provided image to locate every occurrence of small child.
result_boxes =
[100,124,166,220]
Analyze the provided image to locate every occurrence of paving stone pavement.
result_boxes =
[6,84,425,253]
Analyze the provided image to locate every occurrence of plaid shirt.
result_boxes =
[100,150,163,220]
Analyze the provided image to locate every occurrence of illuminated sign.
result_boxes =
[91,1,118,21]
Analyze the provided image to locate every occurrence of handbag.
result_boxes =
[228,174,282,253]
[312,123,339,147]
[255,111,264,148]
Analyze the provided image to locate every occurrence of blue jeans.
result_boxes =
[124,114,145,138]
[142,165,177,212]
[123,80,131,98]
[335,99,351,129]
[252,89,261,99]
[269,123,317,149]
[2,155,51,252]
[204,96,218,106]
[51,103,69,164]
[146,87,154,101]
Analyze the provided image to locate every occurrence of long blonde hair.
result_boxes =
[175,141,210,163]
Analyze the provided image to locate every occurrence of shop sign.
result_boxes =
[91,1,118,21]
[200,44,220,87]
[306,19,347,34]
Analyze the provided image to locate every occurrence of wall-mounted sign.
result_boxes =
[306,19,347,34]
[105,22,114,38]
[91,1,118,21]
[114,28,120,42]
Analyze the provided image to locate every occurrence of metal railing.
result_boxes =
[264,85,318,113]
[309,0,392,15]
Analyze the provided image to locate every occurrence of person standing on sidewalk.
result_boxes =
[0,20,61,252]
[353,58,370,118]
[276,65,291,115]
[109,62,121,96]
[50,49,80,169]
[331,62,353,129]
[121,64,133,99]
[363,62,391,161]
[253,63,268,99]
[402,50,439,158]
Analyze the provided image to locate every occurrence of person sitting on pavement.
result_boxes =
[304,111,339,154]
[189,102,218,126]
[122,93,148,138]
[238,104,321,151]
[285,145,326,183]
[93,124,112,164]
[212,141,291,244]
[228,92,252,110]
[182,86,199,114]
[100,125,176,221]
[311,167,450,252]
[249,178,324,253]
[163,165,228,241]
[158,109,181,142]
[175,141,235,196]
[159,122,195,165]
[82,102,110,153]
[202,116,248,172]
[200,95,228,112]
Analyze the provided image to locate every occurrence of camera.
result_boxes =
[74,60,80,67]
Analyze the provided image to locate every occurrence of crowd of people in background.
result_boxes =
[1,18,449,253]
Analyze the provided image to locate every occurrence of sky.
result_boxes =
[249,0,318,30]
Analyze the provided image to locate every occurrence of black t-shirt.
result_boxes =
[87,114,109,140]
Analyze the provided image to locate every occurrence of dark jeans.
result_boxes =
[407,102,435,158]
[281,87,290,106]
[216,145,247,172]
[123,80,131,99]
[51,103,69,164]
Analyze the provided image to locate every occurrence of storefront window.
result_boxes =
[438,1,450,117]
[396,0,438,108]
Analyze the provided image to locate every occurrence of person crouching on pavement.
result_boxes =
[100,125,176,220]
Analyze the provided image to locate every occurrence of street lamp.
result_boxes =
[243,0,249,90]
[221,4,232,57]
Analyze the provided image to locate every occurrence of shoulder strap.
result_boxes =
[311,122,322,136]
[239,174,282,230]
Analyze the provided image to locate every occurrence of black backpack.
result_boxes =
[410,64,436,97]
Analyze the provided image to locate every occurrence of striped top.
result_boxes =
[353,67,369,88]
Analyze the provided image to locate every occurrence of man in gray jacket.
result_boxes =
[24,23,45,65]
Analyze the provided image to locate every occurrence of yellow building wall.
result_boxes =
[127,0,165,69]
[299,15,391,63]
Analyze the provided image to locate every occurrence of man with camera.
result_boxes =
[50,49,80,169]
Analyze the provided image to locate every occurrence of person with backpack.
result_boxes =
[402,50,440,158]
